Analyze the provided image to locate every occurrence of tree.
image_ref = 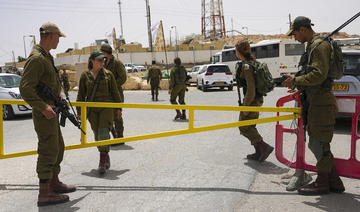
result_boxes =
[18,56,26,62]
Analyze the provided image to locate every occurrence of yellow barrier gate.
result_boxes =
[0,99,300,159]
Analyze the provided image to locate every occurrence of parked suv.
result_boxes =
[196,64,233,91]
[0,73,32,120]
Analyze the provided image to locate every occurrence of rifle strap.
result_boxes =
[237,84,242,106]
[86,70,102,117]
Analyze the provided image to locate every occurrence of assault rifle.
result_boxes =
[37,84,86,135]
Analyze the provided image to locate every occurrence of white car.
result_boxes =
[0,73,32,120]
[187,65,202,83]
[196,64,233,91]
[124,63,146,73]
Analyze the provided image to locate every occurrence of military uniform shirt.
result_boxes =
[20,44,61,112]
[147,65,162,81]
[104,57,127,102]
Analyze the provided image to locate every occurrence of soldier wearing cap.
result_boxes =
[168,57,187,120]
[282,16,345,195]
[147,60,162,101]
[76,50,122,174]
[100,43,127,145]
[20,22,76,207]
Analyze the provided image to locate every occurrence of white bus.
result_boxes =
[212,39,306,79]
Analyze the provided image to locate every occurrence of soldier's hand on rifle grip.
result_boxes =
[282,74,295,89]
[42,105,57,119]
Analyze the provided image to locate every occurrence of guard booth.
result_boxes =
[275,94,360,179]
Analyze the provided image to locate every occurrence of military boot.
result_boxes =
[98,152,108,174]
[298,172,330,195]
[246,144,260,160]
[257,140,274,162]
[329,167,345,193]
[38,181,69,207]
[180,110,186,120]
[174,110,182,120]
[50,175,76,193]
[286,169,313,191]
[155,95,159,101]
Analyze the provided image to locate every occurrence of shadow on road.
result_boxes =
[110,144,134,151]
[302,192,360,212]
[244,160,289,175]
[81,169,130,180]
[38,192,90,212]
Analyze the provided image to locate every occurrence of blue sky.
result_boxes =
[0,0,359,66]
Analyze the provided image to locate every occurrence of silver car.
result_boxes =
[0,73,32,120]
[187,65,202,83]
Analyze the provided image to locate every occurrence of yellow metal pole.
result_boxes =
[81,106,87,145]
[188,109,194,129]
[0,104,3,156]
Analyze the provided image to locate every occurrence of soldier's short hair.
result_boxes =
[174,57,181,66]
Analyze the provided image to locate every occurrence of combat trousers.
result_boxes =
[33,111,65,180]
[113,110,124,133]
[170,85,186,105]
[88,108,113,152]
[114,89,124,133]
[150,79,160,96]
[308,137,336,173]
[238,98,263,145]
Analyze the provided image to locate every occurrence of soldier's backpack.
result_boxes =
[245,61,275,96]
[308,37,344,80]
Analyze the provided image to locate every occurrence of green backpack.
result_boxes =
[245,61,275,96]
[308,37,344,80]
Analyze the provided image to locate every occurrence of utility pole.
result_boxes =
[169,30,172,47]
[231,18,234,37]
[145,0,153,53]
[12,51,16,68]
[288,13,292,29]
[23,36,27,58]
[118,0,124,38]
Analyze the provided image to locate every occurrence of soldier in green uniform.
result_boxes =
[147,60,162,101]
[20,22,75,207]
[60,69,70,95]
[168,57,187,120]
[100,43,127,144]
[283,16,345,195]
[235,40,274,162]
[76,50,122,174]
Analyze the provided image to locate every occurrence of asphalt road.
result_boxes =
[0,87,359,211]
